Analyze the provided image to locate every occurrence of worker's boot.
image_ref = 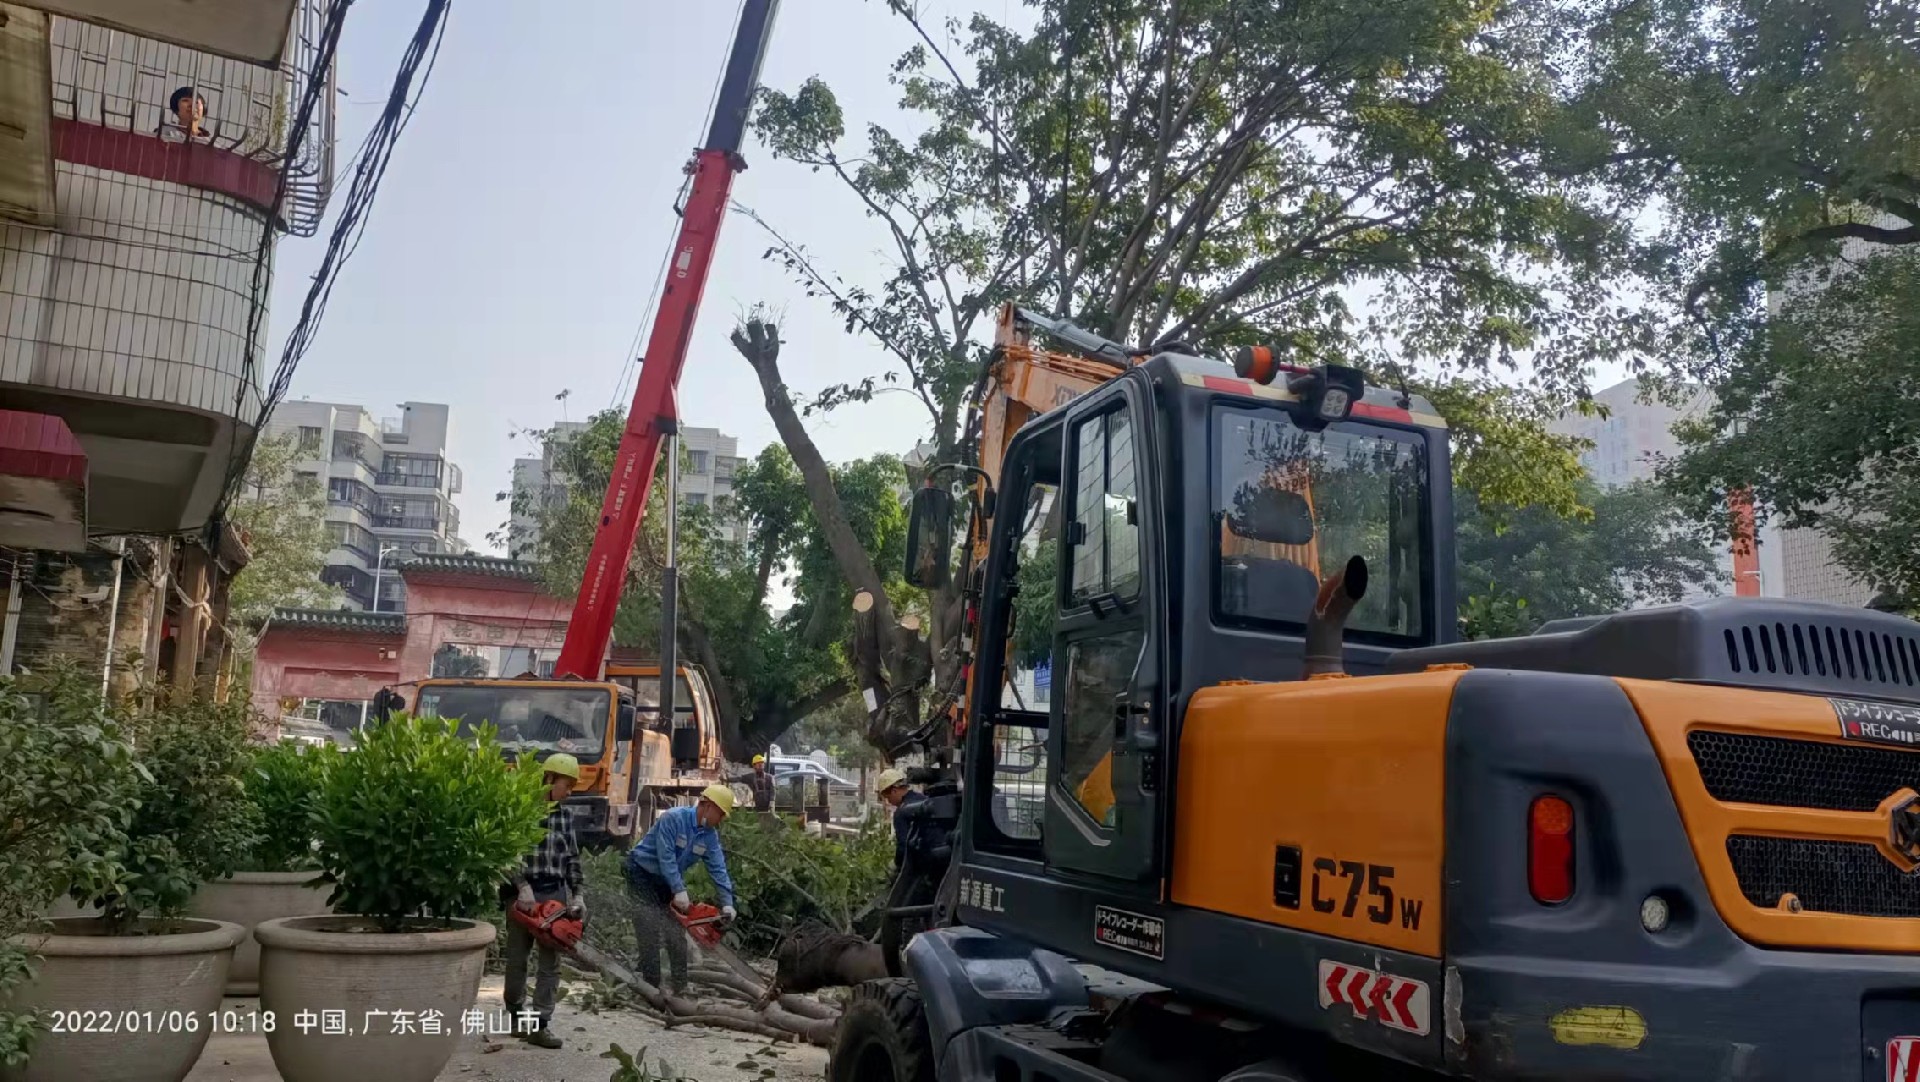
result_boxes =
[524,1025,563,1050]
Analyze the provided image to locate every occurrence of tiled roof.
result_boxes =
[268,607,406,634]
[400,553,542,581]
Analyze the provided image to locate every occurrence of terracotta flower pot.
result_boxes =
[1,917,244,1082]
[187,871,333,995]
[254,915,495,1082]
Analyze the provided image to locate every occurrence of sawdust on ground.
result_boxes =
[184,976,830,1082]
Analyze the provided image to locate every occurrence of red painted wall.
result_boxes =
[251,570,572,728]
[251,631,401,717]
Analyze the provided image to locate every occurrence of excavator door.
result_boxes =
[1040,380,1165,888]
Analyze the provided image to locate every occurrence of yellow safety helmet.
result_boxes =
[751,754,766,765]
[542,753,581,781]
[875,768,909,794]
[699,783,736,817]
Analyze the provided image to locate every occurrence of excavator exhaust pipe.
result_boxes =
[1304,555,1368,677]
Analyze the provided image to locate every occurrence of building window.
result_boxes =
[688,450,710,475]
[685,492,708,507]
[296,426,323,453]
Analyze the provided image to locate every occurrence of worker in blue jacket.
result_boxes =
[623,784,738,991]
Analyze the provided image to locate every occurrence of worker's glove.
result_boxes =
[564,894,586,920]
[671,891,692,913]
[514,882,536,912]
[721,905,737,925]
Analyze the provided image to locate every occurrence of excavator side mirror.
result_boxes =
[905,485,955,589]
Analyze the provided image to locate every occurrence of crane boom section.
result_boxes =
[553,0,782,679]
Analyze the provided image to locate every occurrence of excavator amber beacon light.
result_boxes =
[1229,346,1363,424]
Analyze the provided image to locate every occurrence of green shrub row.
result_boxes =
[0,665,550,1065]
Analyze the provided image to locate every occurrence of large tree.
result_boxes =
[501,411,912,758]
[227,432,341,627]
[732,0,1632,750]
[1559,0,1920,595]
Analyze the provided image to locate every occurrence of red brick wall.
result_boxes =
[250,630,401,717]
[250,571,572,728]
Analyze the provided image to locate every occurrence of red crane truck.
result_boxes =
[398,0,783,848]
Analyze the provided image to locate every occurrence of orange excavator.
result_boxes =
[838,303,1920,1082]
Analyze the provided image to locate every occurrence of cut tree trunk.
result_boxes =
[770,922,889,995]
[731,316,930,752]
[566,939,839,1046]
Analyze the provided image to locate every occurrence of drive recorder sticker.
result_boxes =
[1832,697,1920,749]
[1092,905,1164,961]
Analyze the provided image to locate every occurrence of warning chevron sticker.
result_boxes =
[1316,960,1431,1036]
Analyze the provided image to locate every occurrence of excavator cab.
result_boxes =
[931,352,1449,892]
[863,324,1920,1081]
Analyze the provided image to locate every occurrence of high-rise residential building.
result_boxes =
[1549,378,1738,604]
[266,401,467,612]
[507,420,589,561]
[508,423,745,560]
[679,426,744,537]
[1549,379,1715,488]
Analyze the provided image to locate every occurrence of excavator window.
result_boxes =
[1069,407,1142,603]
[974,424,1067,850]
[991,479,1059,842]
[1214,406,1428,641]
[1060,630,1143,827]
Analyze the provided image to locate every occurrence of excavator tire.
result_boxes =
[829,979,933,1082]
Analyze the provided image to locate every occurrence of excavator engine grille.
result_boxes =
[1688,730,1920,812]
[1726,835,1920,918]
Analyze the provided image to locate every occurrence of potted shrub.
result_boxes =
[5,684,260,1082]
[255,715,548,1082]
[0,669,141,1073]
[188,739,337,995]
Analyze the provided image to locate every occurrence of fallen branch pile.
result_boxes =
[565,922,883,1046]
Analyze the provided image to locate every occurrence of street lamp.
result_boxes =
[371,543,402,612]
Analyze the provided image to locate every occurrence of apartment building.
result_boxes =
[1549,378,1739,603]
[509,423,744,559]
[267,400,467,611]
[0,0,335,690]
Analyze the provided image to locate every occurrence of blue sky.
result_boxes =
[269,0,1006,553]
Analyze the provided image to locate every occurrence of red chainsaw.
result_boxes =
[507,900,756,988]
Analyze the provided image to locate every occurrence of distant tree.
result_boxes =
[501,411,912,758]
[1557,0,1920,345]
[227,432,341,628]
[1455,479,1727,638]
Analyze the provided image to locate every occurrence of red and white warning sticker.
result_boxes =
[1890,1036,1920,1082]
[1317,959,1431,1036]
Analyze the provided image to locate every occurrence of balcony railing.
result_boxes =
[47,0,337,235]
[374,472,440,489]
[326,522,379,563]
[373,515,439,532]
